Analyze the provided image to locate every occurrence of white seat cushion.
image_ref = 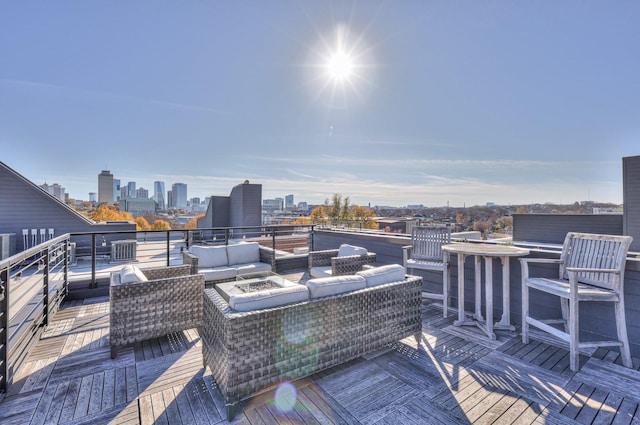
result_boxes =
[356,264,406,287]
[200,267,237,282]
[120,265,148,284]
[337,244,368,257]
[227,242,260,265]
[229,285,309,312]
[235,262,272,276]
[310,266,332,278]
[190,245,228,268]
[306,275,366,299]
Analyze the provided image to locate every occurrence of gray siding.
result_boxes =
[623,155,640,252]
[512,214,623,245]
[0,162,135,254]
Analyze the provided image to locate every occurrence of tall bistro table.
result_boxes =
[442,243,530,339]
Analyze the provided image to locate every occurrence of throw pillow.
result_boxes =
[120,265,148,284]
[337,244,368,257]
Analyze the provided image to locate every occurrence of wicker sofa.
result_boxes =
[201,266,422,420]
[109,264,204,358]
[182,242,276,286]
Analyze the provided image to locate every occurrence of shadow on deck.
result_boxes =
[1,271,639,425]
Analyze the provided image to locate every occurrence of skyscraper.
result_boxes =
[153,181,166,210]
[98,170,114,204]
[172,183,187,209]
[113,179,120,203]
[285,194,294,209]
[127,182,136,198]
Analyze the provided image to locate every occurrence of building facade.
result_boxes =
[98,170,114,204]
[153,181,166,211]
[172,183,187,209]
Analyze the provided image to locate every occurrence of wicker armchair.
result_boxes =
[308,244,376,278]
[109,264,205,358]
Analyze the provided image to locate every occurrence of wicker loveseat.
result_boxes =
[109,264,204,358]
[182,242,276,286]
[201,267,422,420]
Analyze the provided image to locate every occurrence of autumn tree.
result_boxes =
[185,214,205,229]
[293,216,312,225]
[90,204,135,222]
[135,217,151,231]
[351,205,378,229]
[310,205,328,224]
[151,220,171,230]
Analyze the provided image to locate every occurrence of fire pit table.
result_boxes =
[215,272,299,303]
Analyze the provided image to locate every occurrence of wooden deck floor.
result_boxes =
[1,289,640,424]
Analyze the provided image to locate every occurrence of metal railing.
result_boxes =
[0,224,317,395]
[0,234,70,395]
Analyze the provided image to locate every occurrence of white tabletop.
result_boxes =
[442,243,529,257]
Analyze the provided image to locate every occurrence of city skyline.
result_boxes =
[2,2,639,207]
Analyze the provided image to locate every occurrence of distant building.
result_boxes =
[172,183,187,209]
[263,199,281,213]
[113,178,121,203]
[285,194,294,209]
[89,192,97,203]
[199,181,262,238]
[153,181,166,211]
[136,187,149,199]
[127,182,136,198]
[40,182,66,203]
[98,170,114,204]
[122,198,156,217]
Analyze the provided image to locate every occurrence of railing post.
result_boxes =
[166,231,171,266]
[63,239,69,299]
[310,225,315,251]
[0,266,7,393]
[225,228,230,245]
[91,234,97,288]
[43,247,49,327]
[271,227,277,251]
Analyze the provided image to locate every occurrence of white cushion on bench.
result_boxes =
[235,262,272,276]
[306,275,367,299]
[227,242,260,265]
[120,265,148,284]
[309,266,332,279]
[190,245,228,268]
[357,264,406,287]
[200,267,237,282]
[229,285,309,312]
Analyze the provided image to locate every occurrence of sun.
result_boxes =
[327,50,354,81]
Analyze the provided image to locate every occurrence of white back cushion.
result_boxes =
[190,245,228,268]
[306,275,366,299]
[338,244,368,257]
[356,264,405,287]
[227,242,260,265]
[229,285,309,312]
[120,265,148,284]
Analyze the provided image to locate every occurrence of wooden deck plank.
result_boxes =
[3,298,640,425]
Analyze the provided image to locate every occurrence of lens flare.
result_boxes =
[274,382,298,413]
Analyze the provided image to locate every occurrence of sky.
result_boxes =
[1,1,639,208]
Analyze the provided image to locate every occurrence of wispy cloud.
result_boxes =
[0,78,228,114]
